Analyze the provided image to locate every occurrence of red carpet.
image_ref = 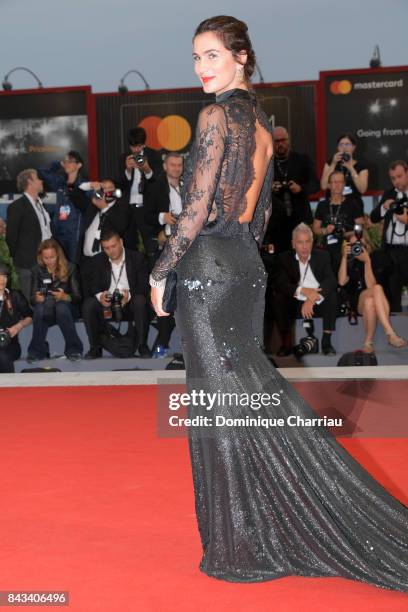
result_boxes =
[0,385,407,611]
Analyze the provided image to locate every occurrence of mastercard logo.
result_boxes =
[138,115,192,150]
[330,80,352,95]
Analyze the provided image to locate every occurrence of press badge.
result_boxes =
[58,205,71,221]
[326,234,339,245]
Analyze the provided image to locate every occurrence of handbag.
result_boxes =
[99,322,136,358]
[162,270,177,314]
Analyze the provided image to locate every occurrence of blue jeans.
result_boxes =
[28,301,83,358]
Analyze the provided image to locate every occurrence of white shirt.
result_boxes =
[125,149,153,205]
[83,201,116,257]
[158,180,182,225]
[24,192,52,241]
[96,252,130,302]
[294,253,324,304]
[381,191,408,246]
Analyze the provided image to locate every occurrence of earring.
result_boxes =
[236,65,245,84]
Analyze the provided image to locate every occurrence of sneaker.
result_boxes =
[152,345,169,359]
[67,353,82,362]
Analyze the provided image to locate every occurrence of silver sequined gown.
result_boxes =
[151,89,408,589]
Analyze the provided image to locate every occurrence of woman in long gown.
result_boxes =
[150,15,408,591]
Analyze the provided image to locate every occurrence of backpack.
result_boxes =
[337,350,378,367]
[99,322,136,358]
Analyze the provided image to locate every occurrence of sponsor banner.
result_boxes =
[322,69,408,191]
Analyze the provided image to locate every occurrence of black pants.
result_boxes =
[82,295,149,351]
[0,340,21,373]
[384,246,408,312]
[273,290,337,338]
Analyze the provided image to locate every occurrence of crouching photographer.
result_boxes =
[27,239,83,362]
[0,262,32,373]
[338,230,406,353]
[81,230,150,359]
[273,223,338,357]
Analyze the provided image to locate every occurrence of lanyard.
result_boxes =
[300,261,310,286]
[111,260,125,291]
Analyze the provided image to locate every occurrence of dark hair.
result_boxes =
[389,160,408,172]
[100,229,121,242]
[328,170,345,183]
[128,127,147,146]
[194,15,256,81]
[101,177,116,186]
[336,133,356,146]
[67,150,84,165]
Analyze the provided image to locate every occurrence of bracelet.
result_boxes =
[149,275,166,289]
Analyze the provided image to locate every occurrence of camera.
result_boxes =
[328,215,344,237]
[0,328,11,349]
[133,154,145,165]
[348,224,364,259]
[106,290,123,322]
[94,188,122,203]
[389,193,408,216]
[293,319,319,359]
[38,276,60,324]
[341,153,351,163]
[279,181,293,217]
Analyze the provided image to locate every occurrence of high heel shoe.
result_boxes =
[386,331,407,348]
[363,340,375,354]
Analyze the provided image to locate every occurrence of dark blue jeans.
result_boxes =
[28,301,83,358]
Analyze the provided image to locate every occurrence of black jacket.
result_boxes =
[69,188,130,258]
[30,262,82,306]
[118,147,163,201]
[370,188,408,247]
[6,196,43,268]
[275,248,337,300]
[274,151,319,225]
[0,289,32,345]
[82,248,149,299]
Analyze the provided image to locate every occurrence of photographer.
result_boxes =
[338,233,406,352]
[120,127,163,252]
[370,160,408,312]
[38,151,85,263]
[321,134,368,215]
[81,230,150,359]
[27,239,83,362]
[313,171,364,275]
[273,223,337,356]
[0,262,32,373]
[272,126,319,251]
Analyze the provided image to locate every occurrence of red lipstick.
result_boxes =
[202,76,215,83]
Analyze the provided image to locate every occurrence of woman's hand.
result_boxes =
[7,323,21,338]
[35,291,45,303]
[342,241,351,258]
[342,158,355,173]
[150,286,170,317]
[331,152,343,166]
[51,288,69,301]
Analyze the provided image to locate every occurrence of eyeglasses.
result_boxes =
[338,143,353,148]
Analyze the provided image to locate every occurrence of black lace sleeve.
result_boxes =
[150,104,227,283]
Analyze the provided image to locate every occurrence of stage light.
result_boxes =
[118,70,150,94]
[369,45,381,69]
[2,67,43,91]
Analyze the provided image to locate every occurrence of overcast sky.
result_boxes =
[1,0,407,93]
